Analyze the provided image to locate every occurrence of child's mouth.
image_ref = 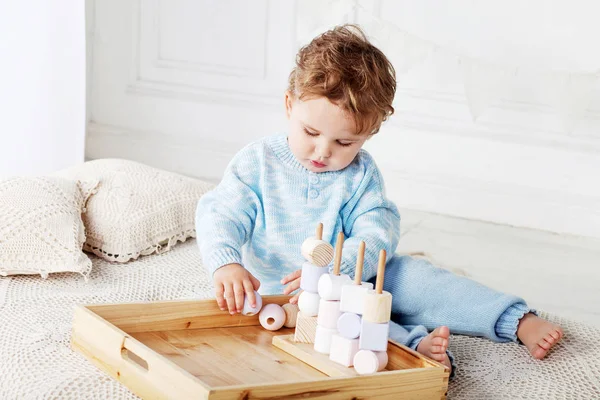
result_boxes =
[310,160,327,168]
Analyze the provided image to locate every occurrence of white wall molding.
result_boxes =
[381,166,600,239]
[86,122,239,183]
[125,79,282,109]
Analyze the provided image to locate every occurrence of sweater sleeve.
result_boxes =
[338,156,401,281]
[195,146,261,276]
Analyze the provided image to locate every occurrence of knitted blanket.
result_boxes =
[0,240,598,399]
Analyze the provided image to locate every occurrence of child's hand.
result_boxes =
[281,269,302,304]
[213,263,260,314]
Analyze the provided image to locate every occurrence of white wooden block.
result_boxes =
[359,320,389,352]
[314,325,337,354]
[339,282,373,314]
[300,262,328,293]
[301,237,334,266]
[363,290,392,324]
[282,303,299,328]
[317,299,341,330]
[297,291,320,317]
[318,273,352,301]
[353,350,388,375]
[329,334,360,367]
[258,303,285,331]
[294,312,318,343]
[241,291,263,316]
[337,312,361,339]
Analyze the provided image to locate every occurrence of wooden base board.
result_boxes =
[273,334,358,377]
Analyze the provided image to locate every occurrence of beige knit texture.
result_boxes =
[54,159,215,263]
[0,176,93,277]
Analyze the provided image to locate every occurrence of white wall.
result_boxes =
[86,0,600,239]
[0,0,86,177]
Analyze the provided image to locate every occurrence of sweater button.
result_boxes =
[309,189,319,198]
[309,175,319,184]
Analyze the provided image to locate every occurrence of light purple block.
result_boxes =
[359,320,389,352]
[337,312,361,339]
[300,262,328,292]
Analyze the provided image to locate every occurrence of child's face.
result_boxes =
[285,92,369,173]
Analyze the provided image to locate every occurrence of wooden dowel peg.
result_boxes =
[375,249,386,294]
[333,232,344,276]
[315,223,323,240]
[354,241,365,285]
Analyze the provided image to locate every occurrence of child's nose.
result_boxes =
[316,140,332,159]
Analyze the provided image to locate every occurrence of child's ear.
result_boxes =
[284,91,294,119]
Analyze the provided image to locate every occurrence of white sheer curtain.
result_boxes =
[0,0,86,177]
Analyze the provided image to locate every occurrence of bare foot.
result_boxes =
[417,326,452,371]
[516,313,563,359]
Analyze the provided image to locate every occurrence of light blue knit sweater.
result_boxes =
[196,134,400,294]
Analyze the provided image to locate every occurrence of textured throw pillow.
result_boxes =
[54,159,215,263]
[0,176,95,278]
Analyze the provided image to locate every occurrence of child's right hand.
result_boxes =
[213,263,260,314]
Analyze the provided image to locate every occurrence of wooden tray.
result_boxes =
[71,295,449,399]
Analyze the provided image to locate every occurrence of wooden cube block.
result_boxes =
[317,273,352,301]
[362,290,392,324]
[337,312,361,339]
[294,312,318,344]
[339,282,373,315]
[329,334,360,367]
[353,350,389,375]
[300,262,328,293]
[297,290,320,317]
[314,325,337,354]
[359,320,389,352]
[301,237,334,266]
[317,299,341,330]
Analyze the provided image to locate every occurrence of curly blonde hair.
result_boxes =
[288,24,396,135]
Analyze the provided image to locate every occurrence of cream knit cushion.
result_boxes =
[54,159,215,263]
[0,176,93,277]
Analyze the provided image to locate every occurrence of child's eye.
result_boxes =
[337,141,353,147]
[303,128,318,137]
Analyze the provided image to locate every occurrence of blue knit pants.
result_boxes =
[367,255,532,374]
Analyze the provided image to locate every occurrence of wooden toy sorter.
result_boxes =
[71,224,449,399]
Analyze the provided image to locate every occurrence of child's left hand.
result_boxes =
[281,269,302,304]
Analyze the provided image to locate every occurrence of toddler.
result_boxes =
[196,25,562,373]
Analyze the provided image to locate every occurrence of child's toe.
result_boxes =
[537,338,551,350]
[431,337,444,346]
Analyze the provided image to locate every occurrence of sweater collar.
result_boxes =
[267,134,344,175]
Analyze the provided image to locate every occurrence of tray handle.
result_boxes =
[120,337,151,372]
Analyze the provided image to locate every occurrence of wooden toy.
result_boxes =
[359,319,390,351]
[363,249,392,324]
[259,303,286,331]
[359,250,391,352]
[317,299,341,330]
[329,334,360,367]
[73,297,449,398]
[300,262,328,293]
[337,312,361,339]
[282,303,299,328]
[318,232,351,301]
[314,325,337,354]
[339,241,374,315]
[297,290,320,317]
[294,311,318,343]
[353,349,389,375]
[241,290,263,316]
[301,222,334,266]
